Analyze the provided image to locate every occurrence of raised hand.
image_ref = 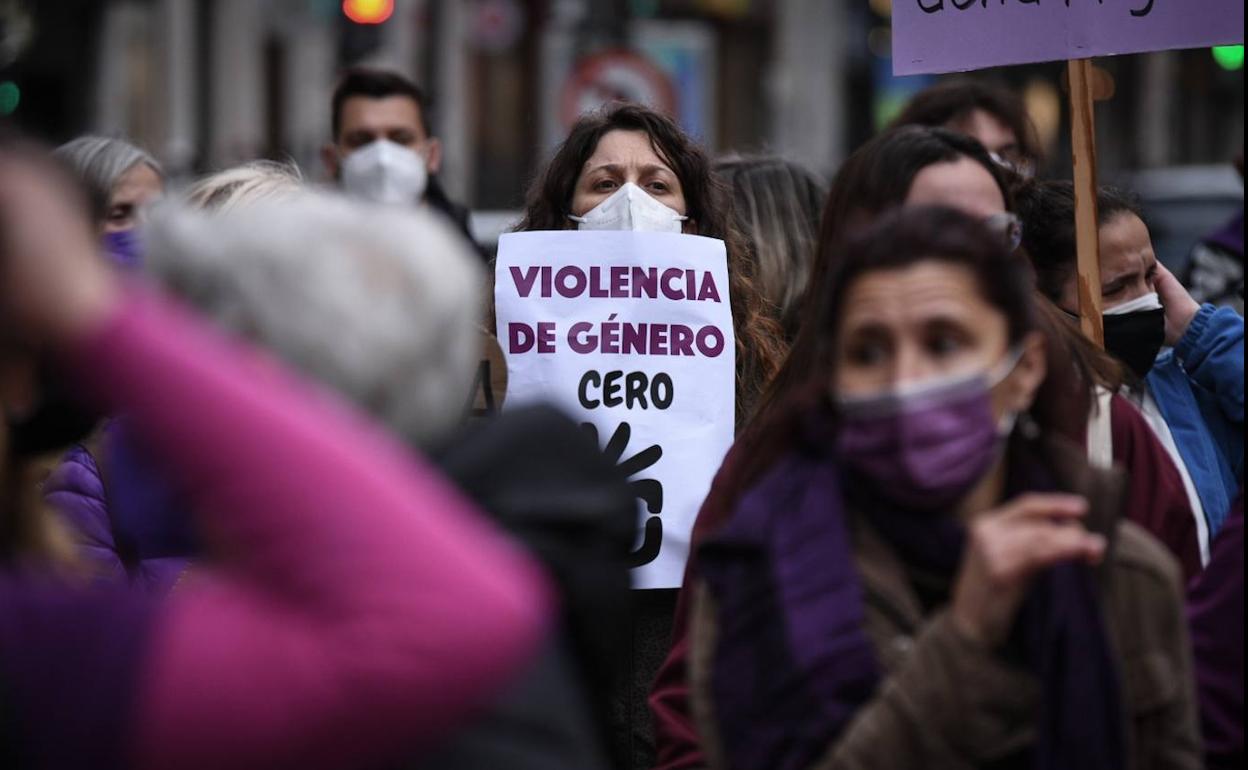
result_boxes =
[1154,261,1201,347]
[0,149,119,349]
[951,493,1105,647]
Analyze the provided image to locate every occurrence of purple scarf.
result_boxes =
[699,430,1125,770]
[1205,210,1244,260]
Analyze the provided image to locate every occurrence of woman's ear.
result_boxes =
[1005,330,1048,413]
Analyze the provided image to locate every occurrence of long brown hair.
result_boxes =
[751,126,1015,429]
[516,103,786,425]
[714,155,826,342]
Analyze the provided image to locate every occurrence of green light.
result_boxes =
[874,93,909,131]
[0,81,19,115]
[630,0,660,17]
[1212,45,1244,71]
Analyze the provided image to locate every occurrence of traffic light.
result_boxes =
[1212,45,1244,72]
[342,0,393,25]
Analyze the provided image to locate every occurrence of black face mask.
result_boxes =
[5,367,99,458]
[1103,308,1166,379]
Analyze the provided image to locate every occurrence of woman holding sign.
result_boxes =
[515,103,787,769]
[684,206,1201,770]
[516,103,786,427]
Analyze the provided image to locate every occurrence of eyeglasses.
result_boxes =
[989,151,1036,180]
[984,212,1024,252]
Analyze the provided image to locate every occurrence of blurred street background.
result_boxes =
[2,0,1243,257]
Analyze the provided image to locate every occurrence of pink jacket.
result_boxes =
[1,289,552,770]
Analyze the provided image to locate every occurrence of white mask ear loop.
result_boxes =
[989,345,1028,436]
[987,345,1027,388]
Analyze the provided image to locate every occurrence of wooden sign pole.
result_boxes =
[1067,58,1105,347]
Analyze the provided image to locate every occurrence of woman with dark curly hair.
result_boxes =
[515,103,786,427]
[514,103,787,769]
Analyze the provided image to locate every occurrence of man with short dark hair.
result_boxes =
[322,67,475,246]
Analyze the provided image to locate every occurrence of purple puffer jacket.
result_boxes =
[44,422,195,593]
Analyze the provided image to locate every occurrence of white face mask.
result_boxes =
[568,182,688,233]
[340,139,428,205]
[1104,291,1163,316]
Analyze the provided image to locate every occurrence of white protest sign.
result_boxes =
[495,230,736,589]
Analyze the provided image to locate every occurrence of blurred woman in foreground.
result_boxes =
[0,142,550,769]
[688,206,1200,769]
[650,125,1202,770]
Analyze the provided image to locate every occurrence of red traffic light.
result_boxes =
[343,0,394,24]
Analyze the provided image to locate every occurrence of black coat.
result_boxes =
[411,406,637,770]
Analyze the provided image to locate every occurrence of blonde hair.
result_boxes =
[185,160,303,213]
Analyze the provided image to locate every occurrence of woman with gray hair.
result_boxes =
[54,135,164,234]
[148,191,482,446]
[714,156,826,342]
[44,185,483,590]
[148,193,634,770]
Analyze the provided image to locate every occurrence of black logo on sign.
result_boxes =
[583,421,664,567]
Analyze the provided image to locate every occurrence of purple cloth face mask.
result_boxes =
[835,350,1021,511]
[102,229,143,269]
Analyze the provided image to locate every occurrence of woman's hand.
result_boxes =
[951,493,1105,647]
[1155,262,1201,347]
[0,150,119,349]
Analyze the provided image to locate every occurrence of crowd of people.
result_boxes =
[0,68,1242,770]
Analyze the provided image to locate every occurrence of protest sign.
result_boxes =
[1068,58,1105,344]
[470,328,509,417]
[495,230,735,589]
[892,0,1244,350]
[891,0,1244,77]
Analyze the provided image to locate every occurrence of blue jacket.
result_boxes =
[1147,304,1244,538]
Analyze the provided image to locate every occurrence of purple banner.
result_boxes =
[893,0,1245,76]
